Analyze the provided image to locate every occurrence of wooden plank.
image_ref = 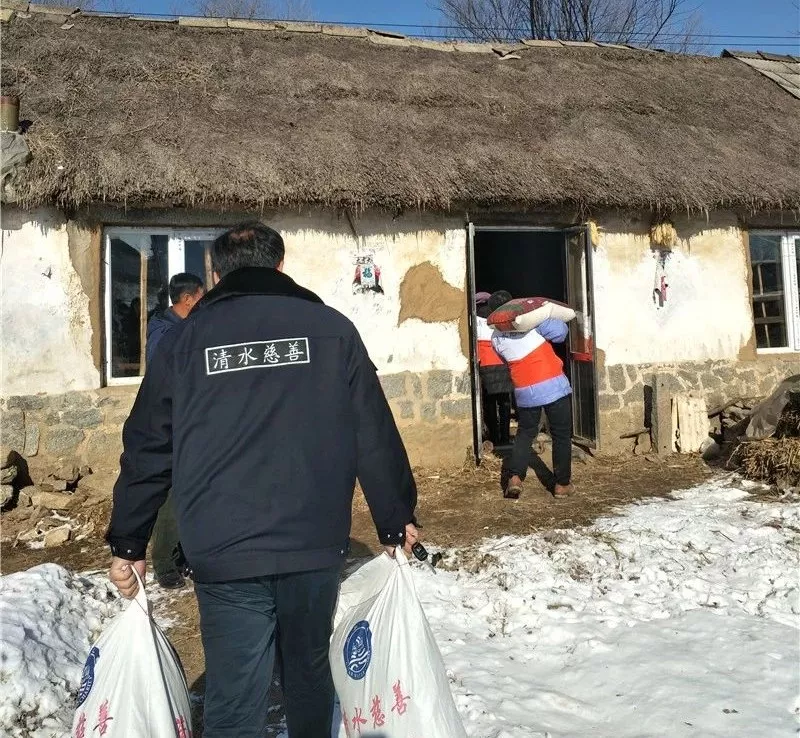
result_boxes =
[652,374,674,455]
[204,245,214,289]
[708,398,744,418]
[688,395,709,452]
[139,251,147,375]
[673,393,709,453]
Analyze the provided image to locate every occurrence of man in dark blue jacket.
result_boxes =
[145,272,205,363]
[107,222,419,738]
[145,272,205,589]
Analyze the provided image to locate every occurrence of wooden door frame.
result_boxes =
[465,222,600,459]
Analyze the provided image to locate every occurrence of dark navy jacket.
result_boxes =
[145,307,181,363]
[107,267,418,582]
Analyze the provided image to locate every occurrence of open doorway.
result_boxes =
[467,225,598,460]
[474,230,567,303]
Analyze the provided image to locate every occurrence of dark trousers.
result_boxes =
[151,492,180,577]
[483,390,512,446]
[194,566,341,738]
[508,395,573,486]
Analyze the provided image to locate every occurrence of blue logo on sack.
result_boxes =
[343,620,372,680]
[75,647,100,707]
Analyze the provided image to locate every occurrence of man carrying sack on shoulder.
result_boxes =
[488,290,575,500]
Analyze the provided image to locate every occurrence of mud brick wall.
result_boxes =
[0,370,473,479]
[598,356,800,453]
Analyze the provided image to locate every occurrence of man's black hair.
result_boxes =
[168,273,204,305]
[476,303,492,320]
[488,290,513,313]
[212,221,285,277]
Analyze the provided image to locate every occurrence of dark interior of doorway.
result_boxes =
[474,229,570,368]
[474,230,566,303]
[473,229,571,451]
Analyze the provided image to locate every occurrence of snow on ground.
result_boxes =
[1,476,798,738]
[0,566,119,738]
[405,476,800,738]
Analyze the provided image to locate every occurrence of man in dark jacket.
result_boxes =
[144,272,205,590]
[145,272,205,362]
[107,222,419,738]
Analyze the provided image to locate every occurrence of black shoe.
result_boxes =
[155,570,186,590]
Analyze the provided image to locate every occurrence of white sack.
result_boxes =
[331,551,466,738]
[512,302,576,332]
[71,570,192,738]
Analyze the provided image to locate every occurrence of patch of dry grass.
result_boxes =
[731,438,800,488]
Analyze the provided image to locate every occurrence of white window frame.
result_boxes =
[103,227,223,386]
[749,230,800,354]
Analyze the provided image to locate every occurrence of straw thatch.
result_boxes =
[731,402,800,488]
[732,439,800,488]
[2,11,800,212]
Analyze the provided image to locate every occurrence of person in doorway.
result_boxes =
[489,290,574,500]
[107,221,420,738]
[475,292,513,447]
[143,272,206,589]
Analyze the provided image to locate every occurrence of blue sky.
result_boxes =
[121,0,799,56]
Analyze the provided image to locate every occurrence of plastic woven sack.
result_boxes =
[488,296,576,332]
[746,375,800,440]
[331,551,466,738]
[71,570,192,738]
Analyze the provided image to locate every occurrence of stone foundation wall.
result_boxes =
[0,370,473,478]
[380,370,473,466]
[0,387,135,472]
[598,356,800,453]
[5,357,795,469]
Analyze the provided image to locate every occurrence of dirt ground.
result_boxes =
[353,448,712,552]
[0,450,713,736]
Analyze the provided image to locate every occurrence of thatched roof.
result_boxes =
[2,7,799,212]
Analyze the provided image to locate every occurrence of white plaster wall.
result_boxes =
[593,216,753,366]
[0,208,100,395]
[270,211,469,375]
[2,206,756,392]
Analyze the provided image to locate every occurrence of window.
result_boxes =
[104,228,221,383]
[749,232,800,351]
